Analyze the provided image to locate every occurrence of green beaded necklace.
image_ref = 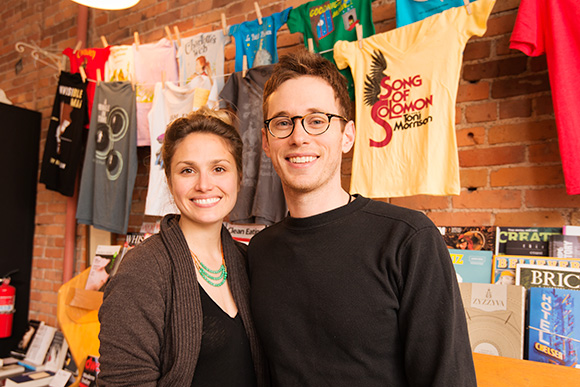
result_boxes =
[190,248,228,287]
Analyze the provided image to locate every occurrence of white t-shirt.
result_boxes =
[104,45,135,82]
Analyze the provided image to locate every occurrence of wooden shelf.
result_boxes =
[474,352,580,386]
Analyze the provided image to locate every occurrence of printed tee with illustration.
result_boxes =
[104,45,135,82]
[334,0,495,198]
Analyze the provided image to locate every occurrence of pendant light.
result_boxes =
[70,0,140,10]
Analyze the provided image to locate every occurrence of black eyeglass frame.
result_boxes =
[264,112,348,139]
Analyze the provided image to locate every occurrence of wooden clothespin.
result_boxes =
[79,66,87,82]
[356,24,363,49]
[254,2,263,25]
[173,26,181,48]
[134,31,140,50]
[96,68,102,85]
[73,40,83,54]
[101,36,108,48]
[242,55,248,77]
[221,13,228,35]
[463,0,472,15]
[307,38,314,53]
[164,26,173,42]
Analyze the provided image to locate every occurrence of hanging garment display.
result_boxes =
[145,82,198,217]
[177,30,230,109]
[133,38,179,146]
[510,0,580,195]
[229,7,292,72]
[39,71,89,197]
[104,45,135,82]
[334,0,495,198]
[287,0,374,100]
[396,0,477,27]
[220,65,286,225]
[76,81,138,234]
[63,46,111,123]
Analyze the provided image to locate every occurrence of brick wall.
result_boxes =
[1,0,577,326]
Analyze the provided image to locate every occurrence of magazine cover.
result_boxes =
[440,226,495,251]
[78,356,99,387]
[114,232,153,276]
[495,227,562,256]
[527,287,580,368]
[449,249,493,284]
[84,245,122,291]
[516,264,580,291]
[459,283,526,359]
[223,222,266,244]
[492,255,580,285]
[549,235,580,258]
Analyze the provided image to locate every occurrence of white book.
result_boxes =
[23,323,57,367]
[563,225,580,236]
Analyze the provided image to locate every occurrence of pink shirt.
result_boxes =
[510,0,580,195]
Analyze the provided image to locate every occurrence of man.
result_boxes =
[248,50,476,386]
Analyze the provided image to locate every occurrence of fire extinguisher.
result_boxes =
[0,270,17,338]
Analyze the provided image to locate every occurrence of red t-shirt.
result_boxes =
[510,0,580,195]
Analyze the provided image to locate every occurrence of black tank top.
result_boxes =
[191,284,257,387]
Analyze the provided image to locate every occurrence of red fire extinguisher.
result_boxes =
[0,273,16,338]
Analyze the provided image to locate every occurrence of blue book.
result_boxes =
[449,249,493,283]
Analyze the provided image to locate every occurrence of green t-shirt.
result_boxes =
[287,0,375,99]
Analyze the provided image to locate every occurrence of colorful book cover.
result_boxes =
[527,287,580,368]
[516,264,580,291]
[85,245,122,291]
[459,283,526,359]
[492,255,580,285]
[440,226,495,251]
[495,226,562,256]
[449,249,493,284]
[549,235,580,258]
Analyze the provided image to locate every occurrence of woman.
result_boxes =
[98,108,268,387]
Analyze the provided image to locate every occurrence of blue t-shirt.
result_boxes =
[396,0,476,27]
[229,7,292,72]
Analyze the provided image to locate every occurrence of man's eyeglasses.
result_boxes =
[264,112,348,139]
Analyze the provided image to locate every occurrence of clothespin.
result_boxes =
[79,66,87,82]
[164,26,173,42]
[242,55,248,77]
[73,40,82,54]
[128,73,135,91]
[162,71,166,89]
[356,24,363,49]
[307,38,314,53]
[221,13,228,35]
[96,68,102,85]
[134,31,140,50]
[254,2,263,25]
[463,0,472,15]
[101,35,108,48]
[173,26,181,48]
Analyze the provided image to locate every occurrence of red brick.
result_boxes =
[534,95,554,116]
[499,98,532,119]
[372,2,396,24]
[427,212,493,227]
[459,145,525,167]
[389,195,450,211]
[464,41,491,61]
[530,55,548,72]
[485,13,517,37]
[465,101,497,123]
[452,189,521,209]
[491,165,565,187]
[460,168,488,188]
[529,141,561,163]
[457,126,485,147]
[463,57,527,82]
[489,120,558,144]
[492,73,551,98]
[457,82,490,102]
[526,188,580,208]
[494,211,565,227]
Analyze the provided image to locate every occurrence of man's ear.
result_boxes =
[342,120,355,154]
[262,128,271,157]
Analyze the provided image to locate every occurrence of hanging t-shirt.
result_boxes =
[229,7,292,72]
[133,38,179,146]
[76,81,138,234]
[219,65,286,225]
[63,46,111,122]
[510,0,580,195]
[104,45,135,82]
[177,30,230,109]
[39,71,89,197]
[287,0,374,100]
[396,0,477,27]
[145,82,198,217]
[334,0,495,198]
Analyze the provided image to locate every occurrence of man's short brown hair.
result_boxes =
[262,49,352,122]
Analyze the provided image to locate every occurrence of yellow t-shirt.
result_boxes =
[334,0,495,198]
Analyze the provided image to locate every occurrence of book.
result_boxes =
[223,222,266,244]
[549,235,580,258]
[516,264,580,291]
[459,283,526,359]
[0,363,26,379]
[5,370,55,386]
[439,226,495,251]
[42,331,68,373]
[23,323,56,368]
[526,287,580,368]
[10,320,42,360]
[448,248,493,284]
[114,232,152,276]
[495,227,562,256]
[77,356,99,387]
[492,255,580,285]
[84,245,122,291]
[563,225,580,236]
